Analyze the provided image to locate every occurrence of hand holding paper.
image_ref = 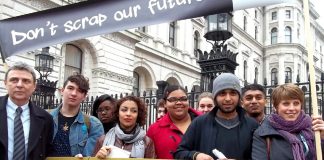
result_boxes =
[212,148,227,159]
[106,145,131,158]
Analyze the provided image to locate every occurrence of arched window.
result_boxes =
[271,28,278,44]
[194,31,199,58]
[64,44,82,81]
[285,26,292,43]
[244,60,248,81]
[285,67,292,83]
[133,71,140,96]
[243,16,247,31]
[255,67,259,83]
[169,22,176,46]
[271,68,278,85]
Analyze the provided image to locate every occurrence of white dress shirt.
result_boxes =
[7,98,30,160]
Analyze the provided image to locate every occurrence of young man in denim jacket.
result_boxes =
[51,74,104,157]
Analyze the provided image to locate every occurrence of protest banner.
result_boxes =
[0,0,287,61]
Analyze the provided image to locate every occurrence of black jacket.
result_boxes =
[174,106,258,160]
[0,95,54,160]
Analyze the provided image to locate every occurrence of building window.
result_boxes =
[285,26,292,43]
[285,67,292,83]
[271,68,278,85]
[133,71,140,96]
[138,26,146,33]
[255,67,259,82]
[169,22,176,46]
[285,10,291,19]
[243,16,247,31]
[194,31,199,58]
[271,28,278,44]
[272,11,277,20]
[255,9,258,19]
[64,44,82,81]
[297,28,300,39]
[244,60,248,80]
[255,26,258,40]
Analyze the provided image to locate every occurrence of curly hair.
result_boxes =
[113,95,147,126]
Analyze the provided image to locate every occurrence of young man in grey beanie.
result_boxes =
[174,73,259,160]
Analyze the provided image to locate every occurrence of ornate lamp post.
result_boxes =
[33,47,57,109]
[197,13,238,92]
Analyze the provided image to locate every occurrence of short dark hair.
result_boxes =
[5,62,36,83]
[113,96,147,126]
[242,83,266,97]
[63,73,89,94]
[163,85,187,100]
[92,94,116,118]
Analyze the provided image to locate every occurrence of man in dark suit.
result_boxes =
[0,62,54,160]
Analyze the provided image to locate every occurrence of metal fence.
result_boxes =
[32,77,324,128]
[263,74,324,119]
[31,86,201,130]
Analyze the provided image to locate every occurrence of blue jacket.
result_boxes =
[51,107,104,156]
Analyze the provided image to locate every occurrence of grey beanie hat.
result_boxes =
[212,73,241,98]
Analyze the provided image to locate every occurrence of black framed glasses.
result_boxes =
[166,96,188,103]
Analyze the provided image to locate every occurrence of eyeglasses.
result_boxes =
[96,108,110,114]
[166,96,188,103]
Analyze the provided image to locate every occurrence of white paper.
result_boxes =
[107,145,131,158]
[212,148,227,159]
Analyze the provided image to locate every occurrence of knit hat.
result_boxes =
[212,73,241,98]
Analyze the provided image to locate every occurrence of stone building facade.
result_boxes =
[0,0,324,98]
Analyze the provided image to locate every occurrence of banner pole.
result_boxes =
[303,0,322,159]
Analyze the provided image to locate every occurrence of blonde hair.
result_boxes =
[271,83,304,109]
[198,92,214,105]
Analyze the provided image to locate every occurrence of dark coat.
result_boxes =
[0,95,54,160]
[174,106,259,160]
[252,117,323,160]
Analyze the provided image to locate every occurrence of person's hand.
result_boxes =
[196,153,214,160]
[95,146,111,159]
[312,116,324,139]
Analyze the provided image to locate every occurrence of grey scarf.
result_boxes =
[103,124,146,158]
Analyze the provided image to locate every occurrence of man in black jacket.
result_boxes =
[174,73,258,160]
[0,62,54,160]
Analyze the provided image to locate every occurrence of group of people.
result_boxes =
[1,62,324,160]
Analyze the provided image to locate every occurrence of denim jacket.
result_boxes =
[51,107,104,156]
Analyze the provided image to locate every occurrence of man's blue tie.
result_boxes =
[13,107,25,160]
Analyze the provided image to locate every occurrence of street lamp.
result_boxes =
[35,47,54,80]
[33,47,57,109]
[197,13,238,92]
[204,13,233,42]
